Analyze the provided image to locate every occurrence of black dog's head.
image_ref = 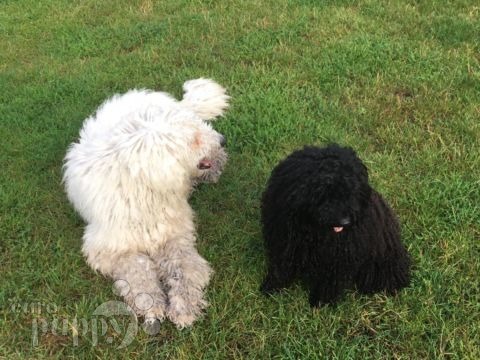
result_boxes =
[267,144,372,234]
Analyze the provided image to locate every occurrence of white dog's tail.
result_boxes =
[180,78,230,121]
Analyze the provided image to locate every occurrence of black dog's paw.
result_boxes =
[260,277,283,295]
[260,273,291,295]
[309,295,320,307]
[308,296,337,308]
[308,290,340,308]
[309,296,326,308]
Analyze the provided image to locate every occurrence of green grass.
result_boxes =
[1,0,479,358]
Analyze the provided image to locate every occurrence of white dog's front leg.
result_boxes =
[155,240,212,328]
[110,253,168,324]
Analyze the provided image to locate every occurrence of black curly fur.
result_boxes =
[260,144,411,306]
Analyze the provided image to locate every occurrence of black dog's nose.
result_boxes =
[339,217,351,226]
[220,135,227,147]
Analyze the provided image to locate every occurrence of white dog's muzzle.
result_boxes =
[197,148,227,184]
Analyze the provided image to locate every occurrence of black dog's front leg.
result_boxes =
[260,261,296,294]
[308,277,343,307]
[260,225,298,294]
[261,238,297,294]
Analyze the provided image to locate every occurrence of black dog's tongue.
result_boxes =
[333,227,344,233]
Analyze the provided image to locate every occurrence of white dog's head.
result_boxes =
[138,106,228,189]
[187,118,228,185]
[103,79,230,197]
[64,78,230,220]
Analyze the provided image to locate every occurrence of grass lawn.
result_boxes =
[1,0,479,358]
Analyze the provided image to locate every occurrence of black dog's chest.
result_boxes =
[298,230,362,269]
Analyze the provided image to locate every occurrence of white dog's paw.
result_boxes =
[168,311,197,329]
[143,316,162,335]
[124,291,167,322]
[144,303,167,322]
[167,296,206,329]
[140,299,167,335]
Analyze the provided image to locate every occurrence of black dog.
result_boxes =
[260,144,411,306]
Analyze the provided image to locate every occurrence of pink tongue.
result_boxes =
[333,227,344,233]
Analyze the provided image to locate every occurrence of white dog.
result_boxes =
[63,78,229,328]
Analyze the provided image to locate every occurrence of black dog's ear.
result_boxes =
[361,162,369,179]
[361,181,373,199]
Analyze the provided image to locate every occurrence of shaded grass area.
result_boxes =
[1,0,479,358]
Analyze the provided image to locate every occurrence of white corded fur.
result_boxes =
[63,78,229,328]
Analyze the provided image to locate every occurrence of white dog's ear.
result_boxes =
[180,78,230,121]
[119,131,188,193]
